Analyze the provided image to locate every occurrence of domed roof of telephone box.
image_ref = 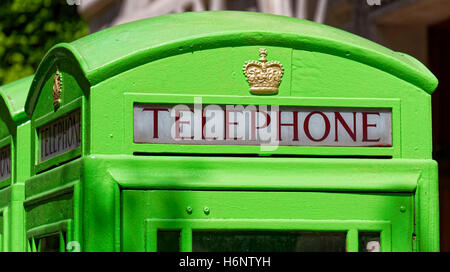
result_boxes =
[26,11,438,115]
[0,75,33,125]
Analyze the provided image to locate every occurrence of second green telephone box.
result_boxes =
[0,76,33,252]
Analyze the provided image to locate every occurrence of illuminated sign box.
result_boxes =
[134,103,392,147]
[38,109,81,162]
[0,145,11,181]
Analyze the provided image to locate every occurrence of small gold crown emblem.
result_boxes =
[243,48,284,95]
[53,70,61,110]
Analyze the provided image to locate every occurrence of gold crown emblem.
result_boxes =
[243,48,284,95]
[53,70,62,110]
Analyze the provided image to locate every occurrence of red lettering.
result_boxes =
[142,108,169,138]
[278,111,299,141]
[334,112,357,142]
[250,110,271,141]
[362,112,380,142]
[304,111,330,142]
[225,108,243,140]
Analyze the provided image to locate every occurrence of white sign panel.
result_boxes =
[134,103,392,147]
[0,145,11,181]
[38,109,81,162]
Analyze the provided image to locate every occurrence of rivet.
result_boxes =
[186,206,193,214]
[400,206,407,213]
[203,206,210,215]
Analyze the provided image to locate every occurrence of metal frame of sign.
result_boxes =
[125,93,401,158]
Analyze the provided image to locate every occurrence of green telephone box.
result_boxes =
[23,11,439,252]
[0,76,33,252]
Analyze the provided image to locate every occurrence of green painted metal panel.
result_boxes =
[25,159,81,198]
[0,76,33,125]
[79,155,438,252]
[0,187,11,210]
[25,193,73,232]
[122,190,413,252]
[0,208,8,252]
[104,155,422,192]
[23,159,79,252]
[0,123,9,143]
[32,62,87,122]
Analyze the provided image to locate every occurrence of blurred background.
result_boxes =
[1,0,450,251]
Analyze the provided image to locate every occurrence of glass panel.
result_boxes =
[359,232,381,252]
[192,231,346,252]
[157,230,180,252]
[38,234,61,252]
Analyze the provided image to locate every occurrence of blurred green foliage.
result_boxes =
[0,0,89,84]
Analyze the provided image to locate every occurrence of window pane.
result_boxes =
[192,231,346,252]
[157,230,180,252]
[359,232,381,252]
[38,234,61,252]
